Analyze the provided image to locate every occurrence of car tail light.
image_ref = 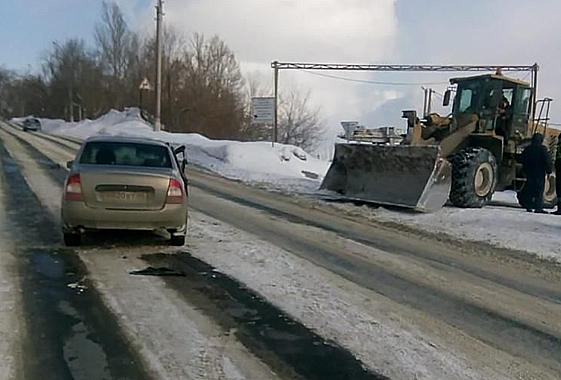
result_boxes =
[65,174,84,202]
[166,178,184,204]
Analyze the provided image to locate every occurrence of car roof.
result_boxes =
[84,135,169,147]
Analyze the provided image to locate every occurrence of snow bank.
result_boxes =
[35,108,329,189]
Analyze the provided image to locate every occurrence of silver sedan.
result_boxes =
[61,136,188,246]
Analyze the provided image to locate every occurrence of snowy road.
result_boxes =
[1,119,561,380]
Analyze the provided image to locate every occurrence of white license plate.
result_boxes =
[101,191,148,203]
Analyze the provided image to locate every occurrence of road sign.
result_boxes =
[251,97,275,124]
[139,78,151,91]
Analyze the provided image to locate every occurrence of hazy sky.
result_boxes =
[2,0,560,139]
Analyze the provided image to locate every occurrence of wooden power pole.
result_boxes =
[154,0,163,131]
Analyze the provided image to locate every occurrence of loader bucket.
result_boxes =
[320,144,451,212]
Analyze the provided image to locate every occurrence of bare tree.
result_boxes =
[4,2,257,139]
[95,1,131,82]
[240,75,325,150]
[172,33,245,138]
[278,89,325,151]
[43,39,102,120]
[139,26,188,125]
[0,67,15,117]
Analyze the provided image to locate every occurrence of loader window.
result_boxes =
[511,87,532,134]
[514,88,532,117]
[502,88,514,105]
[457,87,478,114]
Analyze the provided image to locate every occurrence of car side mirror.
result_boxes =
[443,89,451,107]
[66,160,73,169]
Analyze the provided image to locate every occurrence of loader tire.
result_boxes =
[450,147,497,208]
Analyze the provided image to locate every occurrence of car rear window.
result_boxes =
[79,141,172,168]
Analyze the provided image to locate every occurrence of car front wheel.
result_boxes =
[170,234,185,246]
[63,232,81,246]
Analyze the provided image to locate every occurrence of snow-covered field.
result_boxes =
[19,109,561,263]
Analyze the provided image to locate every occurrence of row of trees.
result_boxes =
[0,2,324,150]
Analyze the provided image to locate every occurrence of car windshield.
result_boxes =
[79,141,172,168]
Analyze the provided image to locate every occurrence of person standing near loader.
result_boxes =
[521,133,553,213]
[554,136,561,214]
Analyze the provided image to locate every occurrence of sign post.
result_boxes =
[274,66,279,145]
[251,97,275,146]
[138,78,151,116]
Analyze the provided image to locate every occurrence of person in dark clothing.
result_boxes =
[554,135,561,215]
[495,94,511,141]
[521,133,553,213]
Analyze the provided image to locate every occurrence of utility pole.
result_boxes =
[69,88,74,122]
[154,0,163,132]
[273,62,279,146]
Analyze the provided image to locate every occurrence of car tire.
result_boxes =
[63,232,81,247]
[170,234,185,246]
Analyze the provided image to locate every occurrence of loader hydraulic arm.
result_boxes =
[439,114,479,157]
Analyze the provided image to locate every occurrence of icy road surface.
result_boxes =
[2,119,561,379]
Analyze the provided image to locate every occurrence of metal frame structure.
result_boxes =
[270,61,540,142]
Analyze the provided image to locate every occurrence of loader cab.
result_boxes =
[449,74,533,139]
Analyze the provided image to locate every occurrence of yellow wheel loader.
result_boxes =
[321,73,560,212]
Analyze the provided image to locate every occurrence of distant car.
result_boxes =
[61,136,189,246]
[23,117,41,131]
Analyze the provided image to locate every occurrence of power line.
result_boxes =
[300,69,450,86]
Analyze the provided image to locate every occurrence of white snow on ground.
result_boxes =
[187,211,547,380]
[333,191,561,263]
[23,109,561,262]
[26,109,328,193]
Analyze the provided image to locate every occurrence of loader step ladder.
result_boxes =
[532,97,553,134]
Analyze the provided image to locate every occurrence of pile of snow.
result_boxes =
[29,109,330,191]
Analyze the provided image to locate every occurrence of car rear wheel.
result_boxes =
[170,234,185,246]
[63,232,81,247]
